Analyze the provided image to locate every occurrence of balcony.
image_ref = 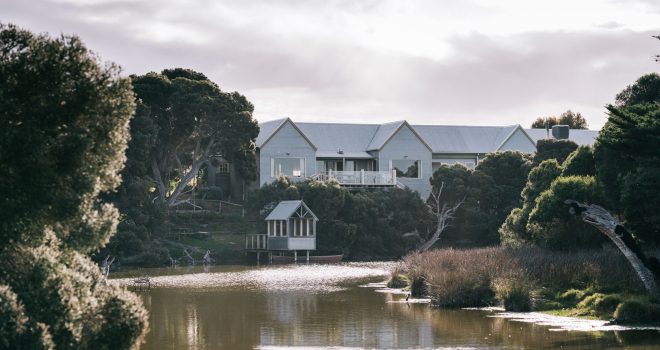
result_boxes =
[311,170,399,188]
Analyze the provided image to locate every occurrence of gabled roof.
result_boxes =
[496,125,537,151]
[414,124,521,153]
[256,118,317,150]
[366,121,405,150]
[265,200,318,221]
[256,118,287,147]
[366,120,432,152]
[524,129,599,146]
[256,118,547,156]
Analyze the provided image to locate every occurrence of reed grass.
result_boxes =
[400,247,645,309]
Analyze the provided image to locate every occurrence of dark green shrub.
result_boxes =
[387,274,409,289]
[409,274,428,297]
[577,293,622,317]
[614,299,660,324]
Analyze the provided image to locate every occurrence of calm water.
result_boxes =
[112,263,660,350]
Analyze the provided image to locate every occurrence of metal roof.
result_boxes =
[524,129,599,146]
[414,125,518,153]
[256,118,287,148]
[265,200,318,221]
[256,118,564,155]
[296,122,379,155]
[366,121,405,150]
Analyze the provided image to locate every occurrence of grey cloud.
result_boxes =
[2,0,659,128]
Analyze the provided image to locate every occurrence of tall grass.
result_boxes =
[400,247,644,309]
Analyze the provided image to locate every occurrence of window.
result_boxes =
[216,162,229,173]
[272,158,305,178]
[392,159,420,178]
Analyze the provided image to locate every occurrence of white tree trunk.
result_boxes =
[418,182,464,251]
[566,200,658,294]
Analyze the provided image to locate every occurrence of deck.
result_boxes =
[310,170,399,188]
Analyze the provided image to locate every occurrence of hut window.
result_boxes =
[281,220,287,237]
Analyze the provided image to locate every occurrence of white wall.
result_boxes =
[259,121,316,186]
[378,125,433,199]
[500,128,536,153]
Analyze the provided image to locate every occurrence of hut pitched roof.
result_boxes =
[265,200,318,221]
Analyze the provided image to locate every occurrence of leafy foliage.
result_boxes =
[615,73,660,106]
[531,110,589,129]
[0,23,147,349]
[562,146,596,177]
[439,152,533,247]
[595,77,660,243]
[533,139,579,165]
[500,159,563,247]
[248,178,428,259]
[131,69,259,205]
[527,176,606,249]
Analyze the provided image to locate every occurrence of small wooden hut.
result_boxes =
[245,200,318,263]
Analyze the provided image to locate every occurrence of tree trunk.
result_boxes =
[151,158,167,204]
[565,200,658,294]
[166,157,206,207]
[417,182,464,251]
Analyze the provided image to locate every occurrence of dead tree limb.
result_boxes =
[565,200,658,294]
[101,255,115,279]
[182,249,196,265]
[202,250,213,265]
[417,182,465,251]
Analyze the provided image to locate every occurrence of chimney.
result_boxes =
[552,125,570,140]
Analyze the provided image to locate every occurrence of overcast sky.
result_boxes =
[3,0,660,128]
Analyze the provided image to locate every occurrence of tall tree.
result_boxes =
[596,103,660,243]
[615,73,660,106]
[132,69,259,207]
[0,23,147,349]
[531,110,589,129]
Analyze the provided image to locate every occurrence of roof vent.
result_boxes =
[552,125,570,140]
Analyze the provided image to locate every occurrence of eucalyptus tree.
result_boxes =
[132,68,259,207]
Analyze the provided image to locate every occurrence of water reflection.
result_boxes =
[116,264,660,350]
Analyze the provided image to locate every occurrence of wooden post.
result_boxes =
[306,250,310,264]
[294,250,298,264]
[360,169,365,184]
[257,251,260,265]
[392,169,397,185]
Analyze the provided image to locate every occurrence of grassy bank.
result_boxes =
[113,212,257,267]
[393,247,660,324]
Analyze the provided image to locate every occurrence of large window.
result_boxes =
[272,158,305,178]
[392,159,420,178]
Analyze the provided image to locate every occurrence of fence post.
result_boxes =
[392,169,397,185]
[360,169,365,184]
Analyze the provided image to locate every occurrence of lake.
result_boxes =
[112,263,660,350]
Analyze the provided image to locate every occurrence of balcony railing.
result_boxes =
[245,234,268,250]
[311,170,397,186]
